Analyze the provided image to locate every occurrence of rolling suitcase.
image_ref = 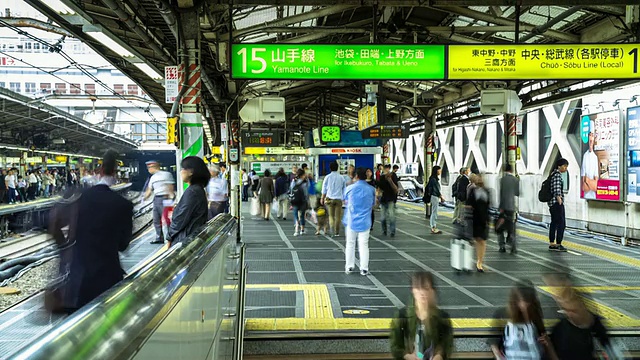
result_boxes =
[451,239,474,272]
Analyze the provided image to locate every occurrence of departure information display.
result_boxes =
[231,44,640,80]
[231,44,446,80]
[361,124,409,139]
[242,130,280,147]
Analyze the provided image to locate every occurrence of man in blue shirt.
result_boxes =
[321,161,347,237]
[343,167,376,276]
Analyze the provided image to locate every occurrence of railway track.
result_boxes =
[0,233,54,260]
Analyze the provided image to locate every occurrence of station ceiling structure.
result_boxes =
[14,1,638,136]
[0,88,138,155]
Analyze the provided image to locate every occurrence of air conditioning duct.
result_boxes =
[480,90,522,115]
[239,96,286,124]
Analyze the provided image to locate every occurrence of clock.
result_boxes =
[320,126,341,143]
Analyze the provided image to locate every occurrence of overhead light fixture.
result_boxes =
[85,30,134,58]
[42,0,76,14]
[134,63,163,80]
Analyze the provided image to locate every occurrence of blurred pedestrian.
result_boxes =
[490,280,547,360]
[6,169,17,204]
[250,170,260,197]
[206,165,228,220]
[343,167,375,276]
[452,167,470,225]
[466,173,490,272]
[143,160,175,244]
[275,168,290,220]
[365,168,377,231]
[257,169,275,221]
[390,271,453,360]
[50,150,133,312]
[168,156,209,245]
[426,166,445,234]
[378,164,398,237]
[290,169,309,236]
[321,161,346,237]
[548,158,569,252]
[498,164,520,254]
[241,169,250,202]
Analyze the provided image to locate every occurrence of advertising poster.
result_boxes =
[251,162,302,176]
[395,162,419,177]
[580,110,621,201]
[627,106,640,203]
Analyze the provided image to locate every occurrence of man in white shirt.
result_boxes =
[581,129,599,200]
[144,161,175,243]
[207,165,228,220]
[241,169,250,202]
[321,161,347,237]
[5,169,17,204]
[28,171,38,200]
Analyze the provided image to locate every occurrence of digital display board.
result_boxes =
[627,106,640,203]
[579,110,621,202]
[358,105,377,130]
[231,44,446,80]
[449,44,640,80]
[242,130,280,147]
[320,126,341,143]
[361,124,409,139]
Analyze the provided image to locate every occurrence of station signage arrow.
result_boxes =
[231,44,640,81]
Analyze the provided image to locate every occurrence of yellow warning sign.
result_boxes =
[448,44,640,80]
[358,105,378,130]
[343,309,370,315]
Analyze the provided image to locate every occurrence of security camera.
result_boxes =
[367,92,377,106]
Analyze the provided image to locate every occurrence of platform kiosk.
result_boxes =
[305,130,383,178]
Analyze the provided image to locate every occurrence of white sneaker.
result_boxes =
[345,267,354,274]
[294,231,300,237]
[360,270,370,276]
[300,229,306,235]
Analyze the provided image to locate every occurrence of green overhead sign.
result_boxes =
[231,44,446,80]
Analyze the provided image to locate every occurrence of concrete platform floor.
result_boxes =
[241,201,640,332]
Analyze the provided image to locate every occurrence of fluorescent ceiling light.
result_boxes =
[43,0,76,14]
[85,31,134,58]
[134,63,163,80]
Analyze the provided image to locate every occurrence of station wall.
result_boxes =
[389,97,640,241]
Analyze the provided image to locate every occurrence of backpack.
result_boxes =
[538,173,554,203]
[289,182,305,205]
[422,180,432,203]
[451,176,461,198]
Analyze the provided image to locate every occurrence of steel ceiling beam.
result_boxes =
[579,16,629,43]
[0,17,74,37]
[223,5,357,39]
[437,6,580,42]
[519,6,583,43]
[210,1,630,5]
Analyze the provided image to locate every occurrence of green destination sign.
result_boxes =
[231,44,446,80]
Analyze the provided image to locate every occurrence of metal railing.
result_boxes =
[8,213,244,360]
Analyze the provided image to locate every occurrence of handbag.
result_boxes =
[250,197,261,216]
[494,212,506,233]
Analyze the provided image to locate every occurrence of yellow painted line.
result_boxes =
[571,286,640,293]
[235,284,333,319]
[398,202,640,269]
[245,317,638,331]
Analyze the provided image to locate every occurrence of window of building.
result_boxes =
[9,82,21,93]
[0,82,5,88]
[127,84,138,95]
[70,83,81,94]
[131,124,143,141]
[55,83,67,94]
[33,43,41,52]
[40,83,51,94]
[114,84,124,95]
[145,124,165,141]
[25,82,36,93]
[24,42,32,52]
[85,83,96,95]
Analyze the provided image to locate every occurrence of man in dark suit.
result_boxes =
[55,149,133,311]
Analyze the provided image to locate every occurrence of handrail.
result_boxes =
[8,213,237,360]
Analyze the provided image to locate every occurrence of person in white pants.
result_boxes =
[343,167,376,276]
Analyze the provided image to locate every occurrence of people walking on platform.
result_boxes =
[143,160,175,244]
[365,168,377,231]
[250,170,260,197]
[28,170,38,200]
[345,165,356,186]
[548,158,569,252]
[206,165,228,220]
[6,169,17,204]
[490,280,547,360]
[50,150,133,313]
[466,174,490,273]
[375,164,383,182]
[343,167,375,276]
[168,156,209,246]
[390,271,453,360]
[289,165,298,182]
[257,169,275,221]
[0,169,6,204]
[290,169,309,236]
[42,170,51,197]
[426,166,445,234]
[452,167,470,225]
[321,161,347,237]
[307,172,317,209]
[378,164,398,237]
[241,169,250,202]
[498,164,520,254]
[17,176,27,203]
[275,168,290,220]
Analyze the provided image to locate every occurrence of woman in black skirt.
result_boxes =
[466,174,490,272]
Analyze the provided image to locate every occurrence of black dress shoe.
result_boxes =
[499,247,506,253]
[476,267,485,273]
[150,240,164,244]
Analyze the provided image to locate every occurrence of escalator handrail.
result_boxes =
[8,213,237,360]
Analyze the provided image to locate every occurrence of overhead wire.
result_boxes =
[0,18,166,130]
